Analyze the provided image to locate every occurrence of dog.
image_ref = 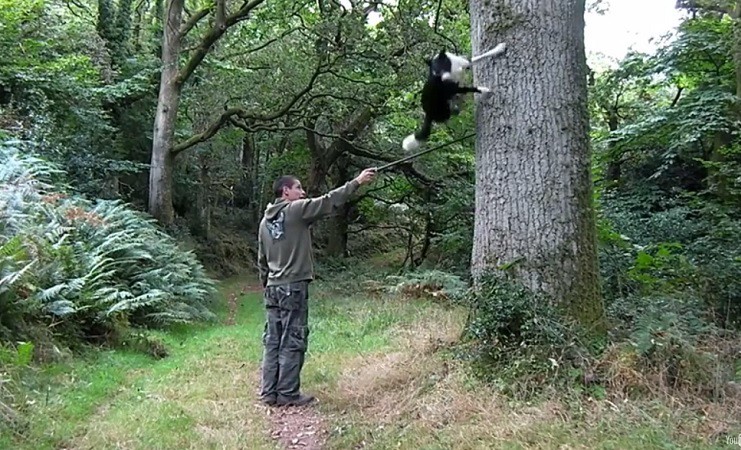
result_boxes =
[402,43,507,152]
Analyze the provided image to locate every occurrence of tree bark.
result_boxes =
[148,0,183,225]
[734,0,741,98]
[194,159,212,239]
[236,133,255,209]
[604,109,621,183]
[469,0,606,335]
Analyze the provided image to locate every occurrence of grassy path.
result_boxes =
[2,277,275,449]
[1,276,736,449]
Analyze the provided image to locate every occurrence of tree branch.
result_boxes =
[179,6,212,37]
[305,116,324,158]
[347,224,412,234]
[173,61,329,154]
[172,107,246,155]
[671,86,684,107]
[247,62,328,122]
[326,69,396,87]
[175,0,268,87]
[221,28,301,60]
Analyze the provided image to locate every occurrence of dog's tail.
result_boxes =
[471,42,507,64]
[402,115,433,152]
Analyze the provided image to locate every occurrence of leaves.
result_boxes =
[0,139,217,343]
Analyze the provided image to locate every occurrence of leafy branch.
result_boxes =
[173,59,332,154]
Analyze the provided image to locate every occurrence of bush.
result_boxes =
[597,311,739,401]
[599,189,741,328]
[459,273,592,399]
[0,140,216,347]
[382,269,468,301]
[594,189,741,401]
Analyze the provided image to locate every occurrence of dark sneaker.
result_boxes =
[261,395,277,406]
[276,394,316,407]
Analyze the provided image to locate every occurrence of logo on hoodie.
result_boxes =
[266,210,286,240]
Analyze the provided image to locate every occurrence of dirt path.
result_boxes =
[264,402,329,449]
[232,282,331,450]
[250,367,330,450]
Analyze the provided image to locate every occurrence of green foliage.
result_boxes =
[460,273,591,399]
[598,188,741,328]
[0,0,154,201]
[382,269,467,300]
[0,140,216,346]
[598,292,738,400]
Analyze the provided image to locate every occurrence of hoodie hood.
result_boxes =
[264,198,290,220]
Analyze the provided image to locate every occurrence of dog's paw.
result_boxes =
[478,87,492,93]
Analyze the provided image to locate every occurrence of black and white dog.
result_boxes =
[402,43,507,152]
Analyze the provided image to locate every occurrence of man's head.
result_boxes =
[273,175,306,201]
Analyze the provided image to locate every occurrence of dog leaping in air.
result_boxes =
[402,43,508,153]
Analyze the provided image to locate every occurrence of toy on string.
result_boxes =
[377,133,475,172]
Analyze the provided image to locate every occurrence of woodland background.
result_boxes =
[1,0,740,448]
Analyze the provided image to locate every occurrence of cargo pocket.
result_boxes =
[286,325,309,352]
[263,286,281,308]
[280,283,308,311]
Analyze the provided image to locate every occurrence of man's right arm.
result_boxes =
[293,179,360,223]
[293,168,377,223]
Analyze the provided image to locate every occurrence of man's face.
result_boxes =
[282,180,306,201]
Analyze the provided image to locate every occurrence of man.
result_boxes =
[257,167,377,406]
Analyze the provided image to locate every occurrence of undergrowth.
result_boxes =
[377,264,740,418]
[0,141,217,345]
[0,140,217,432]
[457,273,594,400]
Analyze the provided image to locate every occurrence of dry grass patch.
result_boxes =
[316,294,739,449]
[319,302,569,448]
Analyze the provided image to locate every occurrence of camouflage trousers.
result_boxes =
[260,281,310,402]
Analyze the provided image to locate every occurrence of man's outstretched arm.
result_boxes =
[294,168,377,223]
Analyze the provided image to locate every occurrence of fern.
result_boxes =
[0,139,217,344]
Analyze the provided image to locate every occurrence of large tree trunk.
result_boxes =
[325,202,350,257]
[469,0,606,335]
[148,0,184,225]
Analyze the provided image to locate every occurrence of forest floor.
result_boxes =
[1,275,737,449]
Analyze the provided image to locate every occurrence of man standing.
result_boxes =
[257,167,377,406]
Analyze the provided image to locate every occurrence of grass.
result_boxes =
[0,277,275,450]
[1,275,739,449]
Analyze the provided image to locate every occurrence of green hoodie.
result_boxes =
[257,180,360,287]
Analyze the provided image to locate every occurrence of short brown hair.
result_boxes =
[272,175,298,197]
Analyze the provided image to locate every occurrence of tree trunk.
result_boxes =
[469,0,606,335]
[148,0,183,225]
[325,202,350,257]
[194,160,212,239]
[324,154,352,257]
[414,210,434,268]
[733,0,741,98]
[236,133,255,209]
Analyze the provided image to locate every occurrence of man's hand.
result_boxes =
[354,167,377,186]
